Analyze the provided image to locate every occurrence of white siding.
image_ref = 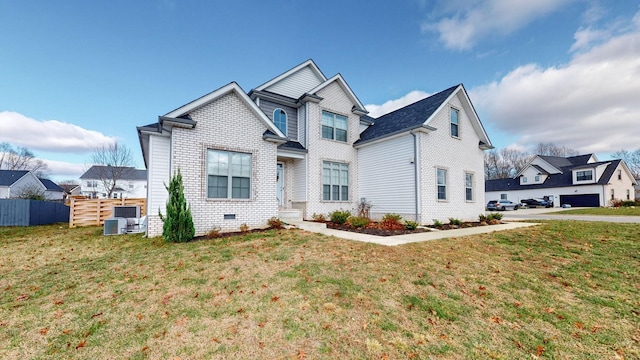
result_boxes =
[358,134,415,219]
[292,157,307,202]
[9,173,43,198]
[265,66,324,99]
[146,135,171,236]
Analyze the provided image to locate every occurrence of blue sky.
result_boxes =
[1,0,639,181]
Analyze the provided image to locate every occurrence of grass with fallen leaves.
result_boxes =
[552,207,640,216]
[1,221,638,359]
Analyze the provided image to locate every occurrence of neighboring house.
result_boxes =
[59,183,81,197]
[0,170,64,200]
[39,178,64,200]
[79,166,147,199]
[485,154,637,207]
[138,59,493,237]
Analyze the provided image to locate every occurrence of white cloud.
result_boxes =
[0,111,116,153]
[365,91,431,118]
[43,159,87,179]
[422,0,574,50]
[470,11,640,153]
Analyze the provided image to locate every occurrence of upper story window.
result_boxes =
[576,170,593,181]
[207,149,251,199]
[522,176,528,183]
[273,108,287,135]
[321,111,348,142]
[437,168,447,201]
[618,169,622,180]
[534,175,540,182]
[450,108,460,138]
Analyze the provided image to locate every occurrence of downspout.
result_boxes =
[410,130,421,222]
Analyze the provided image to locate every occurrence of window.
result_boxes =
[437,168,447,200]
[535,175,540,182]
[618,170,622,180]
[321,111,348,142]
[465,172,473,202]
[500,194,507,200]
[273,108,287,135]
[627,189,631,200]
[450,108,459,137]
[522,176,528,183]
[610,189,615,200]
[207,149,251,199]
[576,170,593,181]
[322,161,348,201]
[129,184,134,189]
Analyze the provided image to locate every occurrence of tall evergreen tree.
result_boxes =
[159,169,195,242]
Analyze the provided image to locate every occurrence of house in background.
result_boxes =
[79,166,147,199]
[485,154,637,207]
[0,170,64,200]
[138,59,493,237]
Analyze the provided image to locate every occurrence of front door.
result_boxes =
[276,163,284,207]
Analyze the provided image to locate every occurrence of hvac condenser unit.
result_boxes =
[104,218,127,235]
[113,205,141,219]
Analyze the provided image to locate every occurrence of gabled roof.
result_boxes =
[307,74,368,114]
[0,170,30,186]
[355,84,492,148]
[531,164,550,175]
[254,59,327,96]
[39,178,64,192]
[487,158,634,191]
[80,166,147,181]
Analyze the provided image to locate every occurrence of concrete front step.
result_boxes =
[278,209,303,222]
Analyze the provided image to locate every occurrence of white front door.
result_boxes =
[276,163,284,207]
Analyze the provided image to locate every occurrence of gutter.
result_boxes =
[410,130,421,222]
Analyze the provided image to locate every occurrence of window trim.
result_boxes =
[321,110,348,143]
[576,170,593,182]
[436,168,448,201]
[206,149,252,200]
[273,108,287,136]
[450,107,460,138]
[465,172,474,202]
[322,161,349,202]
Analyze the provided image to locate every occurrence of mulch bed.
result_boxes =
[325,221,500,237]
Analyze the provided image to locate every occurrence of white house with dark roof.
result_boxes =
[0,170,64,200]
[80,165,147,199]
[138,59,493,237]
[485,154,637,207]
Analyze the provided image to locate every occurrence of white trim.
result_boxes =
[254,59,326,92]
[308,74,367,113]
[277,149,305,159]
[165,82,286,138]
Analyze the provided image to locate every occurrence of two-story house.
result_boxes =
[80,165,147,199]
[485,154,637,207]
[138,60,493,237]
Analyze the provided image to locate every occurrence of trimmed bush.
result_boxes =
[380,213,404,230]
[347,216,370,228]
[449,218,462,226]
[432,219,443,227]
[268,217,284,229]
[404,220,419,230]
[329,210,351,224]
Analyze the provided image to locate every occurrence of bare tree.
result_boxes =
[612,149,640,179]
[534,142,579,157]
[484,148,532,180]
[0,142,49,176]
[89,142,133,198]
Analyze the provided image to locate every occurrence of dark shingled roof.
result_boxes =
[486,159,622,192]
[0,170,30,186]
[39,178,64,192]
[356,84,459,144]
[279,141,307,153]
[80,166,147,181]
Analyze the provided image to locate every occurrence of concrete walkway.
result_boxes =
[500,207,640,223]
[287,220,539,246]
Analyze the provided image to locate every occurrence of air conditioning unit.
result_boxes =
[113,205,141,219]
[104,218,127,235]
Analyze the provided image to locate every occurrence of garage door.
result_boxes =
[559,194,600,207]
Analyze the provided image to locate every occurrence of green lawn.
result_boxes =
[1,222,638,359]
[552,207,640,216]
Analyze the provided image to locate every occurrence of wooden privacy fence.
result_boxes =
[69,198,146,228]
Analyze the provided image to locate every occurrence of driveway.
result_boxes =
[498,207,640,224]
